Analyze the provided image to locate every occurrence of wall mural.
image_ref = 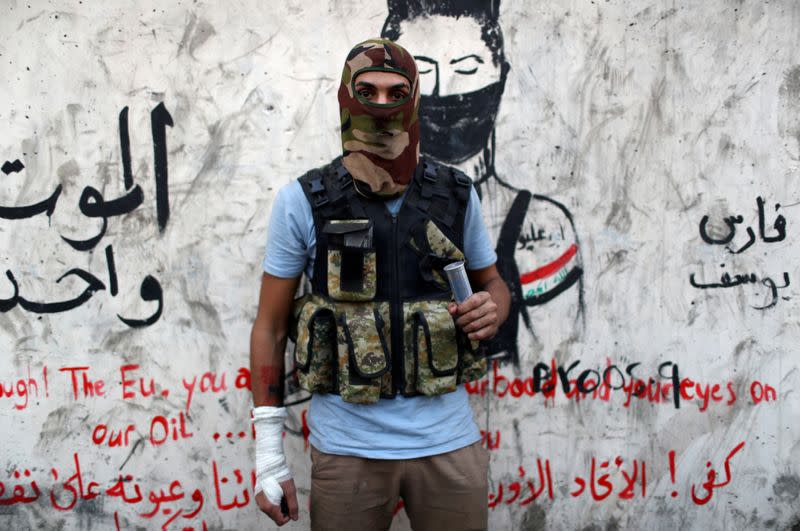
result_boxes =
[383,0,584,364]
[1,1,798,530]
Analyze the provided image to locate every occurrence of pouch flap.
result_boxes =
[323,220,372,235]
[295,298,335,372]
[338,305,390,379]
[408,220,465,289]
[412,307,458,376]
[327,247,377,300]
[323,220,373,248]
[423,220,464,261]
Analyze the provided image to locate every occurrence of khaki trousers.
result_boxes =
[310,442,489,531]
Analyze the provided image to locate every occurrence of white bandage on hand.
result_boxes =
[253,406,291,505]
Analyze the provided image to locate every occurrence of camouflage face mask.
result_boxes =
[338,39,420,197]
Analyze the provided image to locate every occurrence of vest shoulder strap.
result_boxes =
[298,159,368,293]
[405,159,472,233]
[298,157,366,220]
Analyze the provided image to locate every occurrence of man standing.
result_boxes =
[250,39,509,530]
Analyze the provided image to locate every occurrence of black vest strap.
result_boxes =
[401,162,470,299]
[308,161,365,220]
[405,160,472,238]
[299,159,371,294]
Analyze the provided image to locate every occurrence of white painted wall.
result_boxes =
[1,1,798,529]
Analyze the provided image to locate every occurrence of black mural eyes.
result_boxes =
[451,54,483,75]
[414,55,483,76]
[414,56,436,75]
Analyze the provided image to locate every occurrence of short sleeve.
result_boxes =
[463,186,497,270]
[262,180,316,278]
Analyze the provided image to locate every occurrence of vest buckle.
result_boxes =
[454,174,471,187]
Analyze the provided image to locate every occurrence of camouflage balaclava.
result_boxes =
[338,39,420,197]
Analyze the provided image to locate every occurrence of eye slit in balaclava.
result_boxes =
[338,38,420,197]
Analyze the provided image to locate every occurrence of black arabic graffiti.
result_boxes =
[691,196,791,310]
[698,196,786,253]
[0,184,62,220]
[0,103,173,327]
[517,222,548,252]
[690,271,790,310]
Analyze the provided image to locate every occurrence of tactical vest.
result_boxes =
[291,157,487,404]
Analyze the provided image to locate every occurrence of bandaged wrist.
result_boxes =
[253,406,291,505]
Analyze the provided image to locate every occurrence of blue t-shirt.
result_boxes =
[263,178,497,459]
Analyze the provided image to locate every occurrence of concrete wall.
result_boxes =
[1,0,798,529]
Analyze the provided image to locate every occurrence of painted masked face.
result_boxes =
[419,76,506,163]
[395,14,508,164]
[338,39,421,197]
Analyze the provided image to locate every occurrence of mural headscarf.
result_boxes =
[338,39,420,197]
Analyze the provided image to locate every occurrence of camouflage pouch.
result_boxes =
[375,302,394,396]
[294,297,336,394]
[404,300,458,396]
[408,220,465,291]
[323,220,376,301]
[457,332,487,384]
[336,303,390,404]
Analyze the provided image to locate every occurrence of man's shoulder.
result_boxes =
[275,178,304,203]
[291,157,348,215]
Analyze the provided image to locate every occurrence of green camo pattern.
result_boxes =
[377,302,394,395]
[345,303,388,377]
[458,341,487,384]
[294,296,336,394]
[336,303,389,404]
[426,220,466,290]
[292,295,485,399]
[404,300,458,396]
[327,249,377,301]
